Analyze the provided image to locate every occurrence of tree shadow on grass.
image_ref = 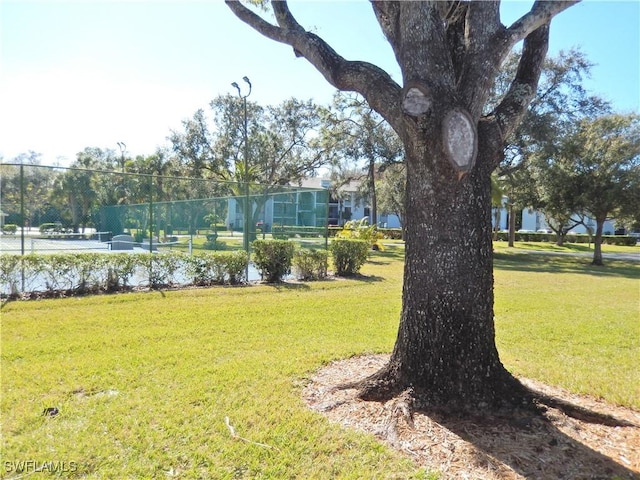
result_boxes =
[267,282,312,291]
[425,402,639,480]
[337,274,385,283]
[494,252,640,280]
[305,354,639,480]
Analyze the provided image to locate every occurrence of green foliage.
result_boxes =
[336,217,384,250]
[223,250,249,284]
[0,250,250,298]
[146,253,183,288]
[133,230,147,243]
[203,233,227,250]
[107,253,138,290]
[330,238,369,276]
[271,225,326,239]
[252,239,295,283]
[185,251,249,285]
[493,231,638,246]
[376,163,406,229]
[1,224,17,234]
[378,228,403,240]
[39,222,64,234]
[292,249,328,281]
[0,254,21,296]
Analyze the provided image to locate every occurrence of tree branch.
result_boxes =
[371,2,401,60]
[494,24,550,142]
[507,1,580,45]
[225,0,403,132]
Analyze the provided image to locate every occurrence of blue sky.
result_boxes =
[1,0,638,166]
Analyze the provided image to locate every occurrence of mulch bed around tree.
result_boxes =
[303,354,640,480]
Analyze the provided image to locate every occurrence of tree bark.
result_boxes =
[358,118,528,410]
[508,205,516,247]
[368,158,377,226]
[225,0,579,412]
[592,218,605,266]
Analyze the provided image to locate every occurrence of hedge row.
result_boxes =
[494,232,638,246]
[0,251,248,299]
[251,239,363,282]
[272,225,327,239]
[269,225,404,240]
[1,239,374,297]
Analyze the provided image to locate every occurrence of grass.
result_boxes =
[1,246,638,479]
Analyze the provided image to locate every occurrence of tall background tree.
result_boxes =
[170,94,334,237]
[226,1,579,410]
[532,113,640,264]
[492,48,609,245]
[376,163,406,234]
[325,92,404,225]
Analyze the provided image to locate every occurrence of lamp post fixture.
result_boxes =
[116,142,126,173]
[231,76,252,277]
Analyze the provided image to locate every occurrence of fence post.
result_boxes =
[148,174,154,287]
[20,164,25,292]
[324,188,329,251]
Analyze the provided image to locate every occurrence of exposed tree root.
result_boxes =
[340,361,637,430]
[305,355,640,479]
[530,389,638,428]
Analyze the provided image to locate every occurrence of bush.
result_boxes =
[0,250,251,299]
[493,231,638,246]
[203,239,226,250]
[330,239,369,276]
[378,228,403,240]
[144,253,184,288]
[292,249,328,281]
[2,224,17,234]
[602,235,637,246]
[224,251,249,284]
[252,240,295,283]
[185,251,248,285]
[271,225,326,239]
[335,218,384,250]
[39,222,64,235]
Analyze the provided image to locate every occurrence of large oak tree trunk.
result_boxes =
[226,0,577,412]
[359,121,528,410]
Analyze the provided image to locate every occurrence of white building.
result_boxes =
[492,201,617,234]
[226,177,402,232]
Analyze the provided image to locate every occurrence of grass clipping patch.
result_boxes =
[303,354,640,480]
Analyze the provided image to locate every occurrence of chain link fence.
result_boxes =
[1,164,330,291]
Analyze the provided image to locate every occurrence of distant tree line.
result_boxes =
[2,51,638,264]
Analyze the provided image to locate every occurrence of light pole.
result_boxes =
[231,76,252,278]
[116,142,126,173]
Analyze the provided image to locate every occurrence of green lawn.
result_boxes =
[1,247,638,479]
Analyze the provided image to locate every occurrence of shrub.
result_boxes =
[145,252,184,288]
[252,240,295,283]
[185,251,248,285]
[378,228,403,240]
[335,218,384,250]
[271,225,326,239]
[39,222,63,235]
[2,224,17,234]
[203,235,226,250]
[107,253,138,291]
[224,250,249,284]
[292,249,328,281]
[602,235,637,246]
[0,254,22,296]
[330,239,369,276]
